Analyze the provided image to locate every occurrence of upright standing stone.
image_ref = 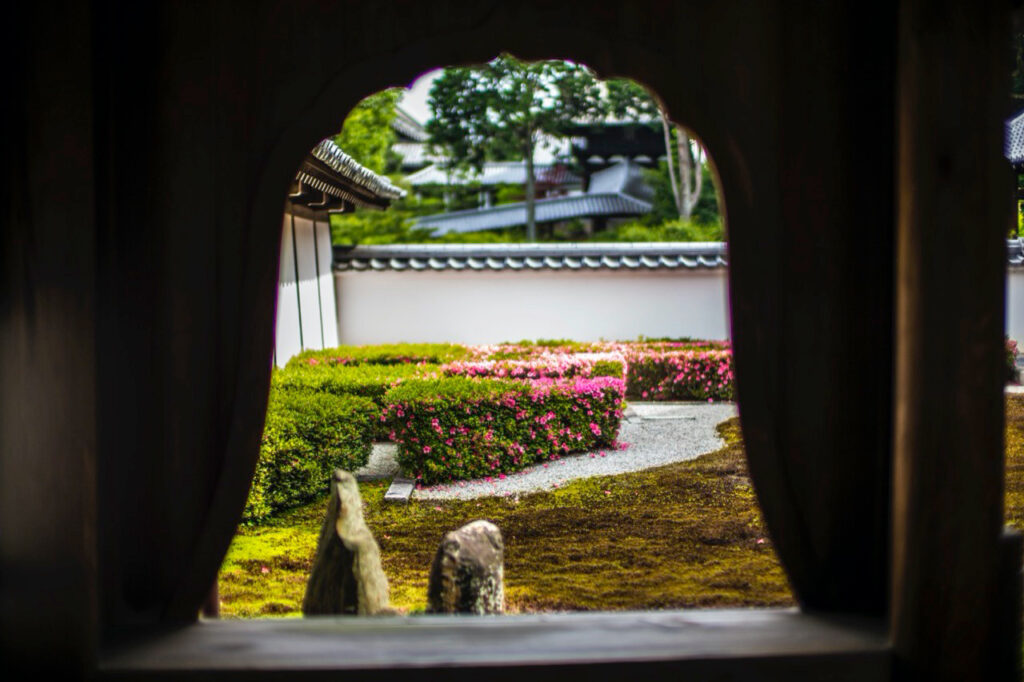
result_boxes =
[427,520,504,615]
[303,470,391,616]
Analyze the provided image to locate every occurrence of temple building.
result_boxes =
[413,159,653,237]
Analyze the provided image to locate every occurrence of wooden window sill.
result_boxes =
[99,608,891,680]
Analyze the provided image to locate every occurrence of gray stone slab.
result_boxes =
[384,477,415,503]
[354,443,400,481]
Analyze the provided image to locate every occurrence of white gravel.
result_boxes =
[354,402,738,500]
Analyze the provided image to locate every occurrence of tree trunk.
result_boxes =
[678,127,693,219]
[661,110,683,216]
[677,127,703,220]
[525,137,537,242]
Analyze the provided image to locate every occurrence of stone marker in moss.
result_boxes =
[427,520,505,615]
[303,470,391,615]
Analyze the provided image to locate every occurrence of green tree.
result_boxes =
[605,79,710,222]
[427,55,603,241]
[642,162,720,227]
[334,88,403,174]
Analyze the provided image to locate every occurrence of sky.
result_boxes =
[397,69,442,125]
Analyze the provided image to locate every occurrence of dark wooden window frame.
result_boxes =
[4,3,1018,681]
[98,5,1019,679]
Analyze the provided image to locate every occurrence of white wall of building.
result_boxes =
[1009,268,1024,346]
[274,214,339,366]
[333,269,731,345]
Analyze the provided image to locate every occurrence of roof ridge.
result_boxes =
[333,242,730,272]
[311,139,406,200]
[414,191,650,223]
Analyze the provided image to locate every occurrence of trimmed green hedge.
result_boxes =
[244,389,376,523]
[274,363,438,439]
[276,362,436,402]
[246,340,736,521]
[287,343,469,369]
[382,375,625,485]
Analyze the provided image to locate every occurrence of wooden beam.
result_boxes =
[891,2,1018,679]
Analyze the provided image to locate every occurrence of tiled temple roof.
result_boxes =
[334,242,728,272]
[1010,238,1023,267]
[335,240,1024,273]
[298,139,405,207]
[413,160,651,235]
[406,162,580,187]
[392,107,429,142]
[1007,111,1024,168]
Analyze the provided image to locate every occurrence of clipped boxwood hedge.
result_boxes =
[244,389,376,523]
[245,340,737,521]
[382,375,625,485]
[287,343,469,369]
[275,362,436,403]
[274,362,438,439]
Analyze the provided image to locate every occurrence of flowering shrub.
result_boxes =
[476,340,608,360]
[287,343,468,369]
[283,340,736,400]
[247,339,736,520]
[473,339,730,361]
[440,354,624,382]
[245,389,376,523]
[623,349,734,401]
[382,376,625,485]
[624,339,731,353]
[1009,336,1021,384]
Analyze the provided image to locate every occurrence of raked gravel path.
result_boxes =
[354,402,738,501]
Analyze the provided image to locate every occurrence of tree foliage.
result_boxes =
[333,88,403,174]
[331,60,722,246]
[427,55,604,240]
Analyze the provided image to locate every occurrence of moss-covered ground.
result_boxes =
[1003,395,1024,531]
[219,417,795,616]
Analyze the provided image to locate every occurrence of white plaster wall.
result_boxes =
[316,222,340,349]
[274,215,341,366]
[1009,268,1024,345]
[294,216,327,349]
[334,269,731,345]
[274,218,302,365]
